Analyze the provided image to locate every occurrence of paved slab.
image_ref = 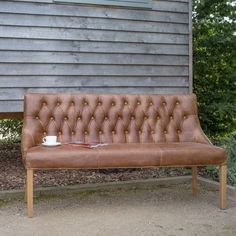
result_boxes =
[0,183,236,236]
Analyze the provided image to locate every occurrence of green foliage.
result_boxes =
[193,0,236,138]
[0,119,23,143]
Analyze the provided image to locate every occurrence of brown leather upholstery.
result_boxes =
[21,93,226,169]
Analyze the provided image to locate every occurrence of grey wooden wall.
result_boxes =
[0,0,192,113]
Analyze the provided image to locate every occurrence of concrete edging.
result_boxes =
[0,176,235,200]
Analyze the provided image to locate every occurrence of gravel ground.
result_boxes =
[0,144,189,191]
[0,183,236,236]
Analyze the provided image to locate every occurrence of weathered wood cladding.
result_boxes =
[0,0,191,113]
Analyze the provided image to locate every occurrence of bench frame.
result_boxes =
[25,165,227,218]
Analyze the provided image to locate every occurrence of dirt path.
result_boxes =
[0,183,236,236]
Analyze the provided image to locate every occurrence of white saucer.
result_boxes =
[42,142,61,147]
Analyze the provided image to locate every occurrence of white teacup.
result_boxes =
[42,136,57,144]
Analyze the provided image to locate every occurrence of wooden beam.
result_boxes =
[27,169,34,218]
[0,112,23,119]
[219,164,227,209]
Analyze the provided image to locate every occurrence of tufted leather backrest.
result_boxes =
[22,93,210,157]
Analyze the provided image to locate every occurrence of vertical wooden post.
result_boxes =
[24,182,27,203]
[27,169,34,218]
[192,166,198,196]
[219,164,227,209]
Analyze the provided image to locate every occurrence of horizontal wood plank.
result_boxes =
[0,76,189,87]
[0,64,189,76]
[0,1,189,23]
[0,13,188,34]
[0,87,189,101]
[0,26,189,44]
[0,52,189,65]
[0,39,189,55]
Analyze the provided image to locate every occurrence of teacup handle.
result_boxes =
[42,137,47,143]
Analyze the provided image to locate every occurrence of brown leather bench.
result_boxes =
[21,93,227,217]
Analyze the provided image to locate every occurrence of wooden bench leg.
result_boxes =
[192,166,198,196]
[27,169,34,218]
[219,164,227,209]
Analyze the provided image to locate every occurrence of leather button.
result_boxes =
[151,130,155,134]
[57,102,61,106]
[149,102,153,106]
[111,102,115,106]
[43,132,47,135]
[170,115,173,119]
[137,101,141,105]
[58,131,62,135]
[50,117,54,120]
[104,116,108,120]
[139,130,142,134]
[64,117,68,121]
[112,130,115,134]
[176,101,180,105]
[84,101,88,105]
[72,131,75,135]
[91,116,94,120]
[162,102,166,106]
[99,130,103,134]
[71,102,75,106]
[125,130,129,134]
[43,102,47,106]
[118,116,121,120]
[131,116,134,120]
[144,116,148,120]
[84,131,88,135]
[183,115,187,119]
[156,116,160,120]
[77,116,81,120]
[164,130,167,134]
[35,116,39,120]
[124,101,128,105]
[98,102,102,106]
[177,129,181,134]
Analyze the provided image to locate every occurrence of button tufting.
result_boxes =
[112,130,115,134]
[176,101,180,105]
[157,116,160,120]
[98,101,102,106]
[58,131,62,135]
[162,102,166,106]
[125,130,129,134]
[50,117,54,120]
[71,102,75,106]
[177,129,181,134]
[43,132,47,135]
[43,102,47,106]
[144,116,148,120]
[131,116,135,120]
[124,101,128,105]
[84,131,88,135]
[84,101,88,105]
[183,115,187,119]
[99,130,103,134]
[35,116,39,120]
[170,115,173,119]
[111,102,115,106]
[118,116,121,120]
[72,131,75,135]
[64,117,68,121]
[139,130,142,134]
[91,116,94,120]
[151,130,155,134]
[104,116,108,120]
[57,102,61,106]
[149,102,153,106]
[77,116,81,120]
[137,101,141,105]
[164,130,167,134]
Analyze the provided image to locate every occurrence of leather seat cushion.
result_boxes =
[25,142,226,169]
